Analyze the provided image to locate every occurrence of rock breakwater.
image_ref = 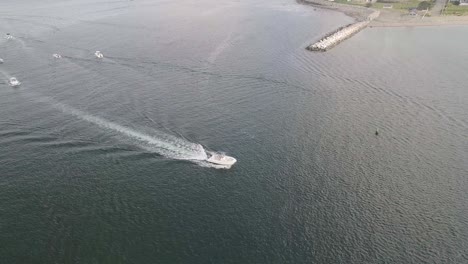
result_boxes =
[307,19,370,52]
[300,0,380,52]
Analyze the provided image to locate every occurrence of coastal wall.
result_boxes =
[307,11,380,51]
[307,10,380,52]
[299,0,380,52]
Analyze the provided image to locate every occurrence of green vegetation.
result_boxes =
[335,0,433,12]
[333,0,364,6]
[444,2,468,15]
[417,0,433,10]
[372,0,424,11]
[324,0,468,16]
[335,0,420,12]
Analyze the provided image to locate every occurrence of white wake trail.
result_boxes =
[32,95,208,161]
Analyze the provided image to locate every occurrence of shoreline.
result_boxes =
[297,0,373,22]
[299,0,468,28]
[370,10,468,27]
[300,0,379,51]
[370,21,468,27]
[300,0,468,51]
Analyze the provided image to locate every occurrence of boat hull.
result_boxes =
[9,78,20,87]
[206,154,237,166]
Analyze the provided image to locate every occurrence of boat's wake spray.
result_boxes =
[5,77,235,168]
[30,95,220,166]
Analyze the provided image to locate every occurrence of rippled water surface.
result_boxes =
[1,0,467,263]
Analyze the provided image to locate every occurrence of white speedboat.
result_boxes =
[0,58,4,64]
[52,53,62,59]
[5,33,13,40]
[206,152,237,166]
[94,51,103,58]
[9,77,21,87]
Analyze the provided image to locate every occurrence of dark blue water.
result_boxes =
[1,0,467,263]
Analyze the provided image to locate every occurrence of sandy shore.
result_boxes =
[371,10,468,27]
[298,0,373,21]
[301,0,468,51]
[299,0,468,27]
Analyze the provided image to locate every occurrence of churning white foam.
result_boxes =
[32,95,208,162]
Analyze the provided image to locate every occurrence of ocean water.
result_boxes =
[0,0,467,263]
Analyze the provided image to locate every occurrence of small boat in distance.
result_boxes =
[94,51,103,58]
[5,33,13,40]
[0,58,4,64]
[205,151,237,167]
[9,77,21,87]
[52,53,62,59]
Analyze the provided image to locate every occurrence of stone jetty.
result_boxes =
[307,10,380,52]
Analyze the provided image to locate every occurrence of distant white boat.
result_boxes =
[52,53,62,59]
[0,58,4,64]
[5,33,13,40]
[205,151,237,167]
[9,77,21,87]
[94,51,104,58]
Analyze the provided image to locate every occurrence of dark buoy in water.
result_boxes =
[375,129,379,136]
